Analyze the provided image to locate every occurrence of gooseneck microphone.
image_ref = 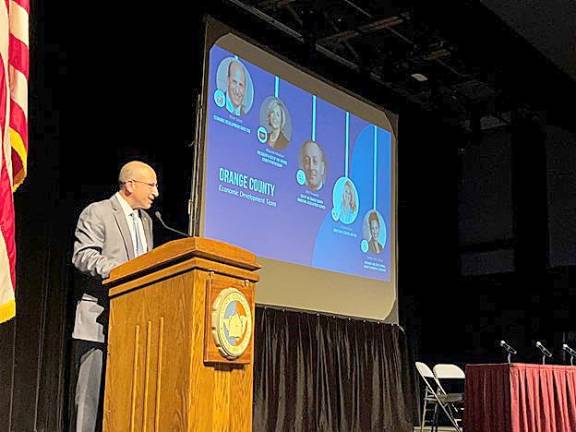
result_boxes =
[536,341,552,364]
[500,340,517,355]
[154,211,190,238]
[562,344,576,365]
[499,340,517,364]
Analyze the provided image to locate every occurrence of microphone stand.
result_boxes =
[499,340,517,364]
[155,211,189,238]
[536,341,552,365]
[563,344,576,366]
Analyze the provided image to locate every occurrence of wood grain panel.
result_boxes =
[106,237,261,287]
[212,366,231,432]
[154,317,164,432]
[107,256,259,298]
[129,325,140,432]
[189,270,214,431]
[104,238,258,432]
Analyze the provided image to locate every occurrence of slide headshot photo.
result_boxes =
[332,177,359,224]
[299,140,327,192]
[214,57,254,116]
[259,97,292,150]
[363,210,386,254]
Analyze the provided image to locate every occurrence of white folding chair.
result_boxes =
[415,362,463,432]
[415,362,438,431]
[433,364,465,430]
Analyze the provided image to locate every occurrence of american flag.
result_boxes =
[0,0,29,323]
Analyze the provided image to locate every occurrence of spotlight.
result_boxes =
[410,73,428,82]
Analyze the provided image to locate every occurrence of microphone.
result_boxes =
[154,211,190,238]
[536,341,552,358]
[562,344,576,357]
[499,340,517,355]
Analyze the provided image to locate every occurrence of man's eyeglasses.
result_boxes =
[129,179,158,189]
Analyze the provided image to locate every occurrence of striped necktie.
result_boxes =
[131,212,145,257]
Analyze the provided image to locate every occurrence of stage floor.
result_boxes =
[414,427,459,431]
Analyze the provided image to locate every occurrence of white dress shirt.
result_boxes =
[115,192,148,256]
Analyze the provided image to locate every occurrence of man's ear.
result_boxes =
[123,182,134,194]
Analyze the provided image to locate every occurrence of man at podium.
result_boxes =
[70,160,159,432]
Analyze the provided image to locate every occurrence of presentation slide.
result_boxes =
[198,20,398,321]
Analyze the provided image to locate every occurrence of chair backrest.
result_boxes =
[433,364,465,380]
[433,364,465,396]
[416,361,445,397]
[415,361,435,379]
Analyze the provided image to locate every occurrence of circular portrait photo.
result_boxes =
[214,57,254,116]
[259,97,292,150]
[331,177,359,225]
[298,140,327,192]
[362,210,387,255]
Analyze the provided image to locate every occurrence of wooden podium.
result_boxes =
[102,237,260,432]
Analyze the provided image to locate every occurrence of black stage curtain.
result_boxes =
[253,307,415,432]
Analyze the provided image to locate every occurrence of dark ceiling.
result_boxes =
[220,0,576,134]
[481,0,576,82]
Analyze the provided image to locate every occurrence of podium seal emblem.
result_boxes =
[211,288,252,360]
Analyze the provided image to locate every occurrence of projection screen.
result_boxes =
[193,18,399,322]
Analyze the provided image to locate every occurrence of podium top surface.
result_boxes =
[104,237,260,286]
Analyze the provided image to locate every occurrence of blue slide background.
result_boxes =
[203,44,393,281]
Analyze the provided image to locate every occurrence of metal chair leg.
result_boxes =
[432,404,439,432]
[420,398,427,432]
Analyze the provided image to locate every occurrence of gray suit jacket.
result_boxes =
[71,194,153,342]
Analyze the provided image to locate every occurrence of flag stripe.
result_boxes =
[1,0,28,323]
[0,43,15,323]
[0,0,8,61]
[9,98,26,143]
[0,62,6,145]
[0,156,15,288]
[9,1,28,44]
[8,34,28,78]
[10,0,29,14]
[8,0,28,193]
[9,66,26,116]
[0,0,7,142]
[0,184,15,324]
